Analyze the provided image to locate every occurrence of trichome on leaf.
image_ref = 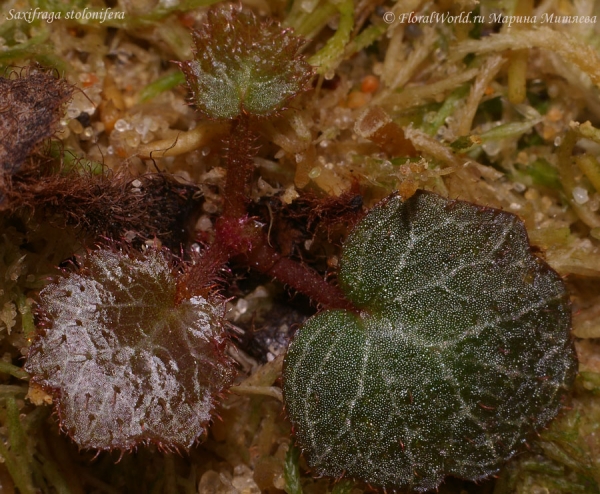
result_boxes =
[283,190,578,492]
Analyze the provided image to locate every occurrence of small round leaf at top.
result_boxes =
[283,190,577,492]
[179,4,313,120]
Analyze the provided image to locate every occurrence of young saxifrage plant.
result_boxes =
[22,4,577,491]
[24,2,344,456]
[176,3,351,310]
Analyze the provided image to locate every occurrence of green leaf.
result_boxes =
[179,4,313,120]
[284,444,303,494]
[283,190,577,492]
[307,0,354,76]
[26,249,234,451]
[139,70,186,102]
[517,158,562,190]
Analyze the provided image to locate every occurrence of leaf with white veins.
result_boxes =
[283,190,577,492]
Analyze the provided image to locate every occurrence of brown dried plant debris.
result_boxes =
[8,169,203,249]
[254,190,364,238]
[0,68,73,177]
[0,70,200,248]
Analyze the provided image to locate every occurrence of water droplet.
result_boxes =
[114,119,131,132]
[308,167,322,179]
[572,186,589,205]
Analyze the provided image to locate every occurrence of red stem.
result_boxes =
[183,116,355,311]
[222,118,257,219]
[245,237,354,311]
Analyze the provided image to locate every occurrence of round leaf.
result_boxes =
[283,190,577,492]
[179,4,313,120]
[26,249,234,451]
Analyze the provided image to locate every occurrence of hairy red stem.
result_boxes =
[245,239,354,310]
[184,115,355,311]
[222,118,257,219]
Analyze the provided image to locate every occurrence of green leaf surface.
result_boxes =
[26,249,233,451]
[283,190,577,492]
[179,4,313,120]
